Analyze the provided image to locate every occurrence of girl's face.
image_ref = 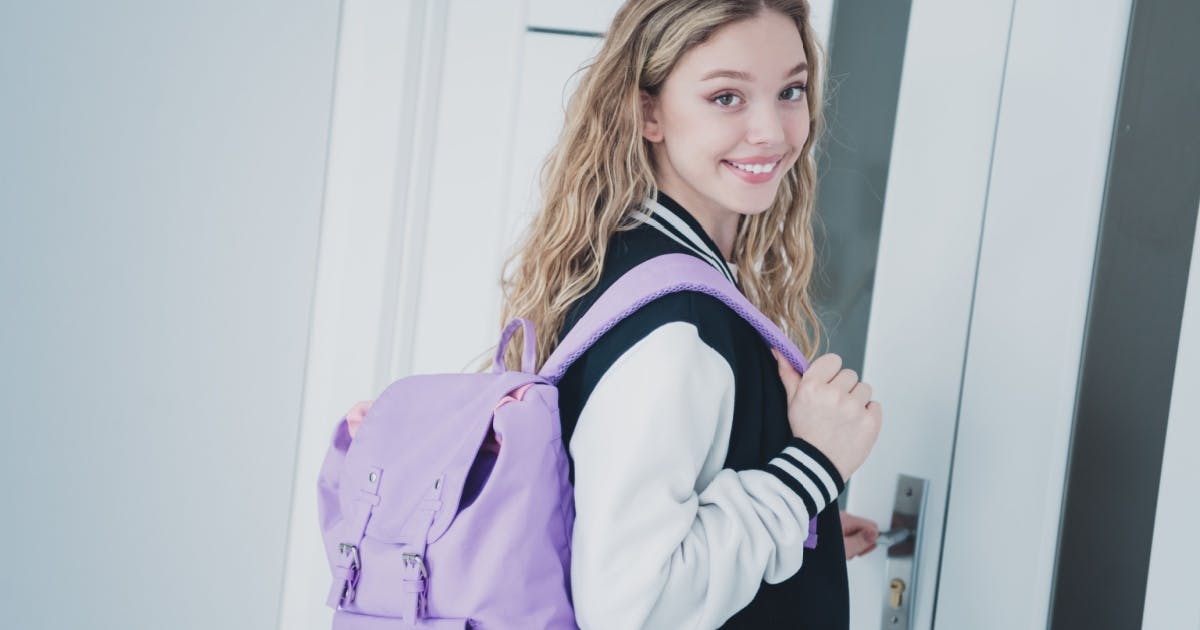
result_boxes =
[641,10,810,249]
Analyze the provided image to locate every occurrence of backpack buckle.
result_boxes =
[339,543,361,571]
[400,553,429,620]
[401,552,428,579]
[336,543,362,603]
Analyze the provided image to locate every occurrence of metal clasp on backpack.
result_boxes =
[338,543,362,601]
[339,543,361,570]
[401,552,428,579]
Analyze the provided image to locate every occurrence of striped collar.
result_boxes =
[632,191,739,286]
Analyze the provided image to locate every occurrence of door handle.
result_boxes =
[880,475,929,630]
[876,527,911,547]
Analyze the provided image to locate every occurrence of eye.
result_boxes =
[712,92,743,108]
[781,84,808,101]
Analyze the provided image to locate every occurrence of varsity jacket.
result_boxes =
[556,190,850,629]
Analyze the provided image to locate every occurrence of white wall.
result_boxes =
[0,1,340,628]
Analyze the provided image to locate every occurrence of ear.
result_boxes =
[640,89,663,143]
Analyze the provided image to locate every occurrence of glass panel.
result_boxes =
[812,0,913,373]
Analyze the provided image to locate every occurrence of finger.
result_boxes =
[843,516,874,536]
[773,349,800,398]
[841,511,880,535]
[850,513,877,529]
[850,381,872,405]
[773,347,799,373]
[844,533,872,560]
[858,519,879,541]
[831,367,859,393]
[806,353,843,384]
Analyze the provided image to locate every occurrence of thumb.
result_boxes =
[772,348,800,399]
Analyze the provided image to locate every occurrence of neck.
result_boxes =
[656,185,738,263]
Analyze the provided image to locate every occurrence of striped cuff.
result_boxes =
[763,437,847,518]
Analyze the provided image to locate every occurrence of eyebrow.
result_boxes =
[699,61,808,82]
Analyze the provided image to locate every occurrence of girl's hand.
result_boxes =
[771,349,882,481]
[345,400,373,438]
[840,510,880,559]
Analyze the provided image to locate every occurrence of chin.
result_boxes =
[725,189,780,216]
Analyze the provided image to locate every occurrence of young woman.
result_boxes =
[345,0,881,625]
[493,1,884,627]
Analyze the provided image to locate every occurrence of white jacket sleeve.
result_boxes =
[568,321,845,630]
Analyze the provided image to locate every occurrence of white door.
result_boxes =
[843,2,1131,630]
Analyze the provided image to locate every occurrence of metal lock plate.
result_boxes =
[880,474,928,630]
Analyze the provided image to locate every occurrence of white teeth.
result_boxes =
[729,160,778,174]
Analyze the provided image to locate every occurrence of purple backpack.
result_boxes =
[316,253,815,629]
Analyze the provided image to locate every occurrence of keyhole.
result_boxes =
[889,578,906,609]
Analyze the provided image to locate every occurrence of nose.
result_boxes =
[745,101,786,146]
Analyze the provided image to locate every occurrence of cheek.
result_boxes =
[668,113,741,163]
[787,109,812,145]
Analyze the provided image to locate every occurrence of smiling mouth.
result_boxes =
[722,159,781,174]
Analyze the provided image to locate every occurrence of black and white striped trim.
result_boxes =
[764,437,847,518]
[634,196,739,286]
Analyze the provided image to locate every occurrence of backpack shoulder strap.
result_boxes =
[537,253,811,385]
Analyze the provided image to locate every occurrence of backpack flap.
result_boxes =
[336,370,547,546]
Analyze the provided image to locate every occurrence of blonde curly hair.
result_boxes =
[485,0,827,373]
